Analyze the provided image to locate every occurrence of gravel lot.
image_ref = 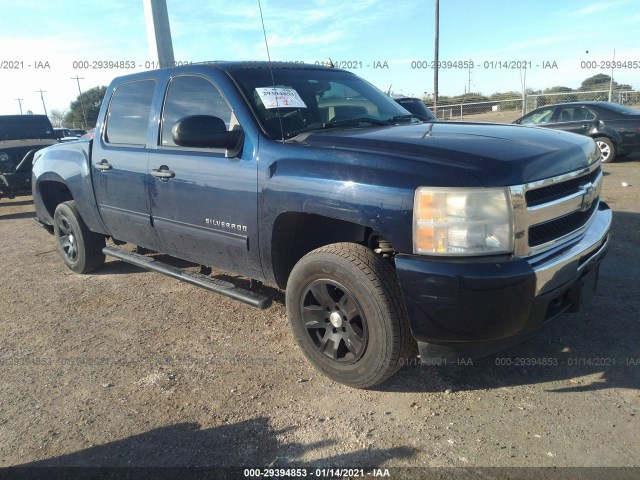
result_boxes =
[0,154,638,477]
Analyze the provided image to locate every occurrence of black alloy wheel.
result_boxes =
[53,201,105,274]
[301,279,368,364]
[286,242,416,388]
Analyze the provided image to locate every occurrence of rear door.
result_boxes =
[549,106,598,136]
[92,78,162,250]
[147,73,261,278]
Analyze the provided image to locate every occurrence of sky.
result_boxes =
[0,0,639,116]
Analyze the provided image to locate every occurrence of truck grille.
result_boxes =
[528,201,598,247]
[525,167,601,207]
[511,160,602,257]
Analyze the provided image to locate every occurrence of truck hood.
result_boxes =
[294,122,599,186]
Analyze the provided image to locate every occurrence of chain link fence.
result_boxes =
[430,89,640,123]
[525,89,640,113]
[434,98,523,123]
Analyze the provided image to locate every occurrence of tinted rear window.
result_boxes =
[0,116,56,141]
[105,80,155,146]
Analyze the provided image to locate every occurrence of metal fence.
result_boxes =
[525,89,640,113]
[431,89,640,123]
[434,98,523,123]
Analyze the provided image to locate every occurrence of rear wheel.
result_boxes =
[595,137,616,163]
[53,201,105,273]
[286,243,416,388]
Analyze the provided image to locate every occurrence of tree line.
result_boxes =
[425,74,636,107]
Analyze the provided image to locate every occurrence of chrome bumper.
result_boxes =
[531,203,611,295]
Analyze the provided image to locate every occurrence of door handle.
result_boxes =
[95,160,112,171]
[151,165,175,179]
[581,124,590,129]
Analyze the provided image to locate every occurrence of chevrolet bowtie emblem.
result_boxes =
[579,182,598,212]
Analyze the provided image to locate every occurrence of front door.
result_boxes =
[147,74,261,279]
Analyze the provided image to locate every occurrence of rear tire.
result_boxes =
[286,243,416,388]
[595,137,616,163]
[53,201,105,273]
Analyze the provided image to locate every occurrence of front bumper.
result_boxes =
[395,202,612,361]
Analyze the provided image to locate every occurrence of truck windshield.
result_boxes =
[229,66,413,139]
[0,116,56,141]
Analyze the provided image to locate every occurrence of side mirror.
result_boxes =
[172,115,243,156]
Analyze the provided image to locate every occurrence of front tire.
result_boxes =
[286,243,415,388]
[595,137,616,163]
[53,201,105,273]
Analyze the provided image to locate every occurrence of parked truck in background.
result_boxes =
[31,62,611,388]
[0,115,57,199]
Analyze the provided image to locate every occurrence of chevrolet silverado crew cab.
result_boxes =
[32,62,611,388]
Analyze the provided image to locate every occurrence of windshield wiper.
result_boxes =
[322,117,391,129]
[286,117,391,140]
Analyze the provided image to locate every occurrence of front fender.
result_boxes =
[261,159,416,254]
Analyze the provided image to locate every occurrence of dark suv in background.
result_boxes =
[392,96,438,122]
[0,115,58,199]
[514,101,640,162]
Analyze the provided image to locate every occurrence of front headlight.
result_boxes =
[413,187,513,256]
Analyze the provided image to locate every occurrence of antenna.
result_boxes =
[257,0,285,142]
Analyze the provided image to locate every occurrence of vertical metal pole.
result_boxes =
[520,66,527,114]
[36,90,48,116]
[608,49,615,102]
[433,0,439,116]
[15,98,23,115]
[143,0,175,67]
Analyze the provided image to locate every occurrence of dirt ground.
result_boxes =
[0,154,639,477]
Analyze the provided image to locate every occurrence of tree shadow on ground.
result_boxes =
[0,198,33,207]
[0,211,35,221]
[12,417,413,477]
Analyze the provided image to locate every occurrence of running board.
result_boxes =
[102,246,272,309]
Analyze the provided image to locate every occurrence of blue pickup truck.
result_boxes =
[32,62,611,388]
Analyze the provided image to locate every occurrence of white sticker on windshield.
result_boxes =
[255,87,307,109]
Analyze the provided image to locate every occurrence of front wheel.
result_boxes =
[595,137,616,163]
[53,201,106,273]
[286,243,415,388]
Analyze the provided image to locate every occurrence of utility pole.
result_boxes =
[520,66,527,115]
[35,90,48,116]
[143,0,175,67]
[433,0,439,116]
[608,49,615,102]
[15,98,24,115]
[71,76,88,129]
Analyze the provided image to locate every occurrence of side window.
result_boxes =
[557,108,573,123]
[160,75,233,147]
[105,80,155,146]
[519,107,554,125]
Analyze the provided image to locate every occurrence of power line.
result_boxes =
[14,98,24,115]
[35,90,48,116]
[71,75,88,129]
